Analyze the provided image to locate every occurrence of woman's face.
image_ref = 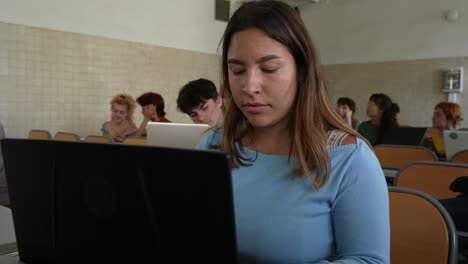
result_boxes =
[111,104,129,123]
[227,28,297,130]
[432,107,452,130]
[366,100,383,125]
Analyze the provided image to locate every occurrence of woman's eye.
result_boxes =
[229,66,245,75]
[232,70,245,75]
[262,68,277,73]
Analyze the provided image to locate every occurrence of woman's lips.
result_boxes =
[243,103,268,114]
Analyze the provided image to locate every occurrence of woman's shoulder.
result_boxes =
[328,130,372,156]
[196,126,223,150]
[327,129,357,148]
[101,121,110,132]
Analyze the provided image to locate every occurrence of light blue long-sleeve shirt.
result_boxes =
[197,129,390,264]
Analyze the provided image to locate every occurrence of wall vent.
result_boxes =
[215,0,230,22]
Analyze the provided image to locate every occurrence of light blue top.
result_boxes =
[197,129,389,264]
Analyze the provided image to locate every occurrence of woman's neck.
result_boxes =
[245,126,291,155]
[370,118,381,126]
[111,119,125,126]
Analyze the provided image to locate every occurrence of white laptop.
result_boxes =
[443,130,468,160]
[146,122,209,149]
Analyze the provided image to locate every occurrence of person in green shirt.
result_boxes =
[358,93,400,145]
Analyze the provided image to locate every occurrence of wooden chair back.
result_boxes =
[54,132,80,142]
[83,135,112,144]
[122,137,147,145]
[389,187,458,264]
[374,144,437,169]
[450,150,468,164]
[394,161,468,198]
[27,129,52,140]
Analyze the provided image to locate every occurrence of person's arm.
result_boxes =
[317,141,390,264]
[196,127,223,151]
[344,111,353,128]
[136,105,157,137]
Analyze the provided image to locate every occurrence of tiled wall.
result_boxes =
[2,21,468,139]
[325,57,468,128]
[0,21,220,138]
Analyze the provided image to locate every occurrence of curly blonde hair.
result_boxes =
[110,93,136,121]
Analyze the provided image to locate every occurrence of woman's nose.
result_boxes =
[242,71,261,96]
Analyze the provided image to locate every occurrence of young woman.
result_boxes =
[422,102,463,159]
[357,93,400,146]
[101,93,138,142]
[197,1,389,263]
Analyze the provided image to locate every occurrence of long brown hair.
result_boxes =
[220,0,365,189]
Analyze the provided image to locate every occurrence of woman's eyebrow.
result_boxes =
[227,54,282,65]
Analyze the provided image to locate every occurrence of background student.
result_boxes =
[177,78,223,127]
[101,93,138,142]
[135,92,171,137]
[358,93,400,145]
[422,101,463,159]
[336,97,359,129]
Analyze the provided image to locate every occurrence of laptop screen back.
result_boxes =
[444,130,468,160]
[146,122,209,149]
[381,127,428,146]
[1,139,237,263]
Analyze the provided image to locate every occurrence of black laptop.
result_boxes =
[381,126,428,146]
[1,139,237,263]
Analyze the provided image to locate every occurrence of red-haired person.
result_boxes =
[422,102,463,159]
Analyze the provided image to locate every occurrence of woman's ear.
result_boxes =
[216,96,223,107]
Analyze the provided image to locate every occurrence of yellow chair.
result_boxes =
[374,144,438,169]
[54,132,80,142]
[122,137,147,145]
[450,150,468,164]
[27,129,52,140]
[83,135,112,144]
[394,161,468,198]
[389,186,458,264]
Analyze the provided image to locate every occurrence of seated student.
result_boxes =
[197,1,389,263]
[135,92,171,137]
[176,78,223,127]
[101,93,138,142]
[421,102,463,159]
[336,97,359,129]
[0,121,9,207]
[357,93,400,146]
